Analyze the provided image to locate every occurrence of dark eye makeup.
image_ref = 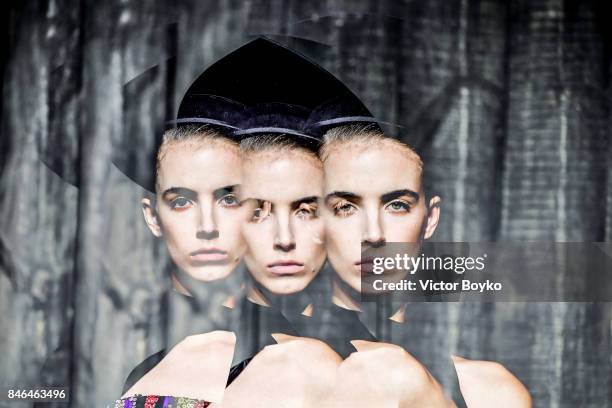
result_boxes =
[250,200,272,223]
[218,194,240,208]
[295,202,319,220]
[169,196,192,210]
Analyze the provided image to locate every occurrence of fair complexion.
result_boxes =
[218,334,341,407]
[240,149,326,295]
[123,331,236,403]
[220,335,455,408]
[320,340,456,408]
[452,356,532,408]
[323,138,441,293]
[142,139,248,283]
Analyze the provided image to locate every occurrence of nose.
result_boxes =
[362,207,385,247]
[273,211,296,252]
[196,201,219,240]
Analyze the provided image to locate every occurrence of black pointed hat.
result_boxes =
[112,65,246,193]
[183,37,380,148]
[182,37,365,111]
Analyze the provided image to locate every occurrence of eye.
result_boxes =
[385,200,411,214]
[295,203,318,220]
[218,194,240,208]
[250,201,272,223]
[170,196,192,210]
[332,200,357,218]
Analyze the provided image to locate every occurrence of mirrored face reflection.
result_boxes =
[322,139,439,292]
[240,149,326,295]
[144,139,248,282]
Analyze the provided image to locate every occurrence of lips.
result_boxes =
[267,261,305,276]
[189,248,229,263]
[354,257,375,274]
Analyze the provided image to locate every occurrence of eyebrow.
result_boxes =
[380,189,419,203]
[161,187,197,201]
[161,185,240,201]
[325,191,361,205]
[213,185,239,200]
[291,196,320,209]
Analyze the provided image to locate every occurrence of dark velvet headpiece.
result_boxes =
[232,102,322,152]
[304,96,382,138]
[170,94,246,131]
[114,91,245,193]
[232,103,312,138]
[44,38,382,190]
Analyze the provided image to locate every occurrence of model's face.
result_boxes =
[323,140,439,292]
[144,140,248,281]
[240,150,325,295]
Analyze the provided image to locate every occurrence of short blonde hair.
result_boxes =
[156,125,238,190]
[239,133,321,165]
[320,124,422,170]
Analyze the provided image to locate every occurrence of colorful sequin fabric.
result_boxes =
[144,395,159,408]
[111,395,210,408]
[174,397,211,408]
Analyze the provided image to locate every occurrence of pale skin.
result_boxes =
[216,334,341,407]
[213,334,531,407]
[321,340,456,408]
[128,139,249,401]
[132,137,531,407]
[142,139,250,285]
[322,139,441,294]
[240,149,326,296]
[219,336,454,407]
[121,335,531,406]
[321,137,531,407]
[128,142,328,403]
[452,356,532,408]
[122,331,236,403]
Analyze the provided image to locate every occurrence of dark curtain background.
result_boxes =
[1,0,611,406]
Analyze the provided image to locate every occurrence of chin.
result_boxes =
[347,278,362,293]
[337,270,362,292]
[187,265,235,282]
[265,279,310,296]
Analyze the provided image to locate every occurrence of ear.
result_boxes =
[423,195,441,240]
[142,197,163,237]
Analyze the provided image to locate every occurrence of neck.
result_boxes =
[246,283,272,307]
[331,277,362,312]
[170,264,246,309]
[245,273,323,317]
[171,274,192,296]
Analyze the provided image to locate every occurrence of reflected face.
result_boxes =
[240,150,325,295]
[144,139,248,281]
[322,139,439,292]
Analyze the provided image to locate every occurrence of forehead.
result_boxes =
[241,150,323,203]
[323,141,423,196]
[157,141,242,192]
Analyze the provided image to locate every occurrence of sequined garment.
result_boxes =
[111,395,211,407]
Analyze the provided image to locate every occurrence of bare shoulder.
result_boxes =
[452,356,532,408]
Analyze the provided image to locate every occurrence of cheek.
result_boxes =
[216,209,246,243]
[159,210,197,246]
[382,213,424,242]
[295,219,325,249]
[324,217,362,263]
[324,214,361,245]
[242,222,274,253]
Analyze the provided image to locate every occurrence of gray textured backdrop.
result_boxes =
[1,0,611,407]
